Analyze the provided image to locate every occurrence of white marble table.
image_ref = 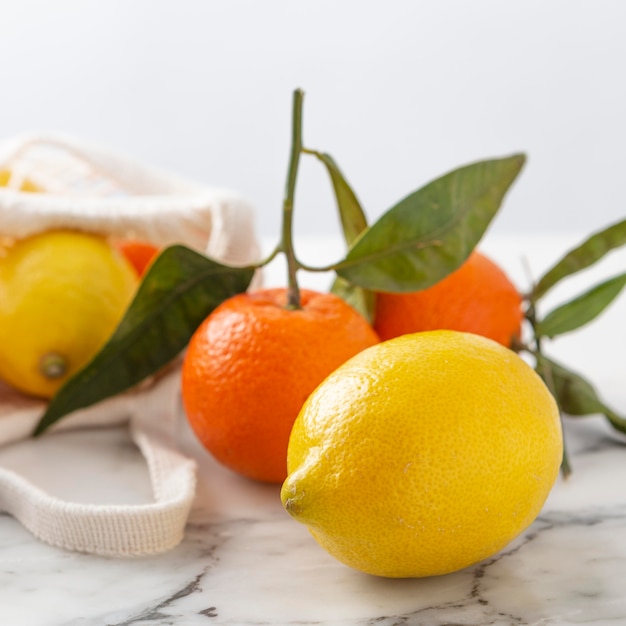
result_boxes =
[2,233,626,625]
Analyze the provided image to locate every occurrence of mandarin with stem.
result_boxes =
[181,287,379,483]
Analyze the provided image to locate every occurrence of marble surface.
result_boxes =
[3,233,626,625]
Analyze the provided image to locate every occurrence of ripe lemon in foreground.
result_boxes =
[281,330,562,578]
[0,230,138,398]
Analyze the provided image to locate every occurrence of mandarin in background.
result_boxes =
[181,288,380,483]
[113,239,160,277]
[374,251,523,347]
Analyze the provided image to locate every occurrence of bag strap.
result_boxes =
[0,369,197,556]
[0,132,262,554]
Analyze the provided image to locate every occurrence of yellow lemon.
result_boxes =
[0,230,138,398]
[0,169,40,192]
[281,330,562,578]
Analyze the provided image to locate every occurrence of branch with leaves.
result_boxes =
[33,90,626,480]
[523,221,626,474]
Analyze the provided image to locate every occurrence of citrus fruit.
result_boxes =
[181,288,380,483]
[0,229,138,399]
[281,330,562,578]
[113,239,160,277]
[374,251,523,347]
[0,169,40,192]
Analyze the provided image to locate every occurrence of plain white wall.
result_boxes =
[1,0,625,245]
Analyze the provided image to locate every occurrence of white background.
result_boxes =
[1,0,625,243]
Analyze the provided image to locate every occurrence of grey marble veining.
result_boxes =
[1,413,625,626]
[3,235,626,625]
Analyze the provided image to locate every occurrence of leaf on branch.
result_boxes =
[535,272,626,338]
[311,151,368,246]
[333,154,526,292]
[330,275,376,324]
[532,218,626,300]
[311,150,376,322]
[34,245,255,436]
[537,355,626,435]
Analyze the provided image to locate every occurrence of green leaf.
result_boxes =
[334,154,526,292]
[34,245,255,436]
[533,218,626,300]
[536,272,626,338]
[537,355,626,435]
[310,150,368,246]
[330,275,377,324]
[310,150,376,321]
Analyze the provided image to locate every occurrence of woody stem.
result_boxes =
[281,88,305,309]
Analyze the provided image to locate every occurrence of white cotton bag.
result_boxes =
[0,133,261,556]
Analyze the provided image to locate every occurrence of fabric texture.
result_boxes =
[0,133,261,555]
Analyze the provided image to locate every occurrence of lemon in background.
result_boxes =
[0,168,40,192]
[0,230,138,399]
[281,330,562,578]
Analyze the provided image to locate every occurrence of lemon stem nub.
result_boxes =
[40,353,68,380]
